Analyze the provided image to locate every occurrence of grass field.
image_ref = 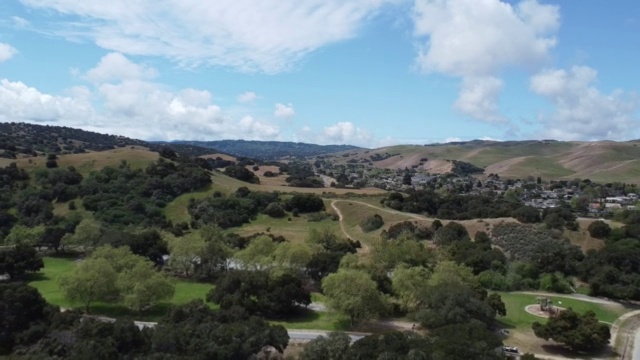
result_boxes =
[28,257,345,329]
[28,257,216,321]
[496,292,627,329]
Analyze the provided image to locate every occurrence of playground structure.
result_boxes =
[537,297,560,317]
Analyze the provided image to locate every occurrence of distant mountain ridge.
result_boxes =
[172,140,361,160]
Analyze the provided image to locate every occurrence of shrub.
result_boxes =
[263,202,286,218]
[587,220,611,239]
[359,214,384,232]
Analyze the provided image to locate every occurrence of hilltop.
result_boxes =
[172,139,360,160]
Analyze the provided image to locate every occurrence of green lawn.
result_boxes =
[496,292,626,329]
[28,257,344,329]
[28,257,217,321]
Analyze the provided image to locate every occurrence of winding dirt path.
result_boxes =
[330,200,370,254]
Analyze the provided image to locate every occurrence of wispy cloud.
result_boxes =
[20,0,400,73]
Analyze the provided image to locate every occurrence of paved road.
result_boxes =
[89,314,367,342]
[288,330,367,342]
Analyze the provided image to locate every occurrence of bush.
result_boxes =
[263,202,286,218]
[285,193,325,213]
[359,214,384,232]
[512,206,541,223]
[587,220,611,239]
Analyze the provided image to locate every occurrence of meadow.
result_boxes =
[28,257,346,329]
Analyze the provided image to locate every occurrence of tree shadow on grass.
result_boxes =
[540,343,616,359]
[25,272,49,282]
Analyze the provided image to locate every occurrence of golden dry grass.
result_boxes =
[0,147,159,175]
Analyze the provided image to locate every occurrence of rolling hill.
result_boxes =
[172,139,360,160]
[325,140,640,184]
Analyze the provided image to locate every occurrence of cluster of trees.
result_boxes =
[579,216,640,300]
[223,165,260,184]
[81,159,210,228]
[1,283,289,358]
[0,122,148,157]
[282,161,324,188]
[533,308,610,352]
[59,246,174,312]
[382,190,522,220]
[188,189,325,229]
[483,222,582,293]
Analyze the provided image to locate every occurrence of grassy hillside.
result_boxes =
[328,140,640,183]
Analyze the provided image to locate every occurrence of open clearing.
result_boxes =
[497,291,632,359]
[29,257,346,330]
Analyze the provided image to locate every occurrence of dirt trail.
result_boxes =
[330,200,370,254]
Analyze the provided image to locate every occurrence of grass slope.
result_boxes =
[0,147,159,176]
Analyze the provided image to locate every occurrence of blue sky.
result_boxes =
[0,0,638,147]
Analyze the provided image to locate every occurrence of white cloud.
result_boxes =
[85,52,157,83]
[274,103,295,118]
[412,0,559,123]
[0,79,94,124]
[0,53,282,141]
[12,16,30,28]
[444,137,462,143]
[454,76,505,123]
[20,0,399,73]
[238,116,280,139]
[530,66,640,140]
[0,43,17,62]
[237,91,258,103]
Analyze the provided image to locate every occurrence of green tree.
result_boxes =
[166,233,205,277]
[532,308,610,352]
[0,243,43,279]
[300,332,351,360]
[274,241,315,270]
[372,234,436,271]
[263,202,286,218]
[117,261,175,312]
[61,218,103,254]
[322,269,386,325]
[434,221,470,246]
[587,220,611,239]
[512,206,542,223]
[392,264,431,312]
[486,293,507,316]
[59,257,118,312]
[235,235,278,270]
[4,224,45,246]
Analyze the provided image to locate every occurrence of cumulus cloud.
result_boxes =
[0,43,17,62]
[274,103,295,118]
[412,0,559,122]
[85,52,157,83]
[20,0,399,73]
[0,53,281,141]
[296,121,396,147]
[0,79,94,124]
[237,91,258,103]
[530,66,640,140]
[454,76,505,123]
